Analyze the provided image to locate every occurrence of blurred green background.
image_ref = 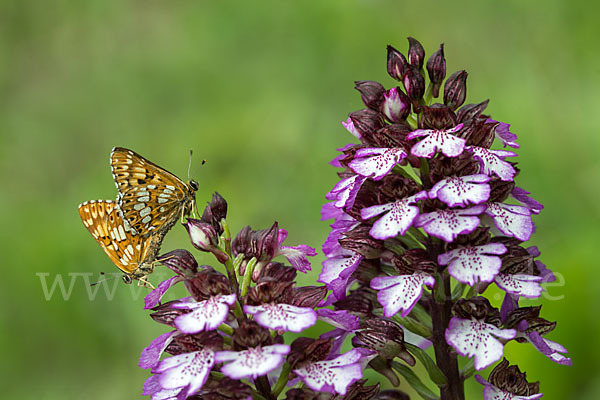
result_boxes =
[1,0,597,398]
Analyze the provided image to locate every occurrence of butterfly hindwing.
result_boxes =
[78,200,155,279]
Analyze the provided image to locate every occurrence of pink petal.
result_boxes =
[155,349,215,395]
[407,124,465,158]
[445,317,516,370]
[494,273,543,298]
[438,243,507,286]
[414,205,486,242]
[370,272,435,317]
[349,148,407,180]
[428,174,491,207]
[484,203,533,241]
[467,146,517,181]
[172,294,236,334]
[362,191,427,239]
[293,349,366,395]
[215,344,290,379]
[244,303,317,332]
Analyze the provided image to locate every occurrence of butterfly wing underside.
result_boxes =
[78,200,151,276]
[110,147,193,236]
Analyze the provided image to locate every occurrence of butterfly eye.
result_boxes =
[190,180,199,191]
[122,275,133,284]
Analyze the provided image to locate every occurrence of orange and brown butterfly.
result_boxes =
[110,147,199,238]
[78,199,166,285]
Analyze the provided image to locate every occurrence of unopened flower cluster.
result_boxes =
[319,37,571,399]
[140,193,380,399]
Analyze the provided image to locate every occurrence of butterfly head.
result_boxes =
[189,179,199,192]
[122,274,133,284]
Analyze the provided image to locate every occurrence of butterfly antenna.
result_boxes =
[90,272,117,287]
[188,149,193,183]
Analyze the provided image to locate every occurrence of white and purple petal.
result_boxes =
[293,348,366,395]
[512,187,543,214]
[525,331,572,366]
[349,147,407,180]
[143,375,187,400]
[244,303,317,332]
[445,317,516,370]
[140,330,177,369]
[330,143,355,167]
[154,349,215,396]
[428,174,491,207]
[527,246,556,283]
[370,272,435,317]
[215,344,290,380]
[342,117,361,139]
[361,191,428,240]
[494,273,543,298]
[438,243,507,286]
[145,276,183,310]
[486,118,520,149]
[407,124,466,158]
[467,146,517,181]
[316,308,360,332]
[172,294,236,334]
[277,244,316,273]
[475,375,542,400]
[414,205,486,243]
[484,202,533,242]
[318,252,363,299]
[326,175,366,210]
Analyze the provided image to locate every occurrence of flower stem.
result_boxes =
[431,271,464,400]
[271,362,291,397]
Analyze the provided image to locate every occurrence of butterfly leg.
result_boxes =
[137,276,155,290]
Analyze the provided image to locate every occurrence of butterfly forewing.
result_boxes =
[78,200,154,278]
[111,147,197,237]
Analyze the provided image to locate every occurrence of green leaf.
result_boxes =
[405,343,447,387]
[392,361,439,400]
[451,282,466,300]
[410,303,433,329]
[392,315,432,338]
[460,359,476,380]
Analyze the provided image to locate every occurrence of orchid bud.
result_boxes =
[380,87,410,122]
[444,70,468,110]
[386,45,407,81]
[407,37,425,69]
[403,64,425,102]
[426,43,446,97]
[354,80,385,110]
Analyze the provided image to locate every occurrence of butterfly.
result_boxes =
[78,199,166,284]
[110,147,198,238]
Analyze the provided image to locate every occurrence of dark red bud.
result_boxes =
[403,64,425,102]
[407,37,425,69]
[354,80,385,110]
[426,43,446,98]
[386,45,407,81]
[444,70,468,110]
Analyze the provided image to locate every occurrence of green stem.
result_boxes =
[218,323,234,336]
[240,257,257,298]
[271,362,291,397]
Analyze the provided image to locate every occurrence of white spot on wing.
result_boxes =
[134,203,145,211]
[138,196,150,202]
[165,185,175,191]
[142,216,152,224]
[140,207,152,217]
[118,225,126,241]
[157,197,168,203]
